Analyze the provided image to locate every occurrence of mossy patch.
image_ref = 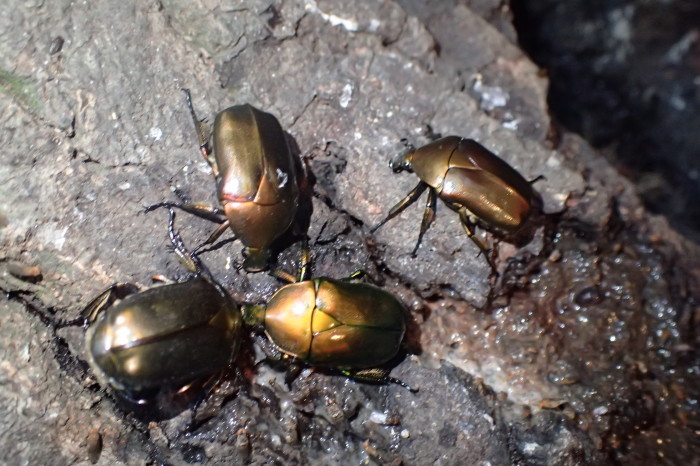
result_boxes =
[0,68,40,113]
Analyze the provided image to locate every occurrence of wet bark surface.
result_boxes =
[1,0,698,464]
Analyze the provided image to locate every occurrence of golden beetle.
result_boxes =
[148,89,300,272]
[71,210,242,404]
[372,136,537,272]
[243,255,415,391]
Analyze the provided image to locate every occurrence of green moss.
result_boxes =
[0,68,40,113]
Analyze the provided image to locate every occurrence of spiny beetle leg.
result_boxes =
[457,209,499,276]
[411,187,437,257]
[191,220,232,255]
[145,201,226,224]
[343,368,417,393]
[57,282,139,329]
[370,182,428,234]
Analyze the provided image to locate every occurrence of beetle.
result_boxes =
[371,136,537,272]
[242,252,415,391]
[70,210,243,404]
[147,89,300,272]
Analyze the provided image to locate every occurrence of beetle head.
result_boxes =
[242,247,271,273]
[241,303,266,327]
[388,150,414,174]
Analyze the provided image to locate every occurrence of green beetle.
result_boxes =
[147,89,300,272]
[73,210,242,404]
[372,136,537,272]
[242,254,415,391]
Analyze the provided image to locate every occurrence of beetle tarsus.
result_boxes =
[385,375,418,393]
[345,368,417,393]
[181,88,201,136]
[167,209,201,275]
[181,89,216,173]
[342,269,368,282]
[55,315,90,329]
[173,187,191,204]
[529,174,546,185]
[411,188,437,256]
[191,220,232,255]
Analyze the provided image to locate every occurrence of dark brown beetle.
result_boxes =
[71,210,242,405]
[148,89,300,272]
[372,136,537,272]
[242,253,415,391]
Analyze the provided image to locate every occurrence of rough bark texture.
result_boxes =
[1,0,697,464]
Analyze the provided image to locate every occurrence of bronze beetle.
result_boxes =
[243,256,414,391]
[74,210,242,404]
[372,136,537,272]
[148,89,300,272]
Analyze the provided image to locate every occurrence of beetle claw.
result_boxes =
[144,202,166,213]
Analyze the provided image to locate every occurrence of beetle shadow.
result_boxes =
[401,302,425,358]
[109,382,211,422]
[263,132,314,265]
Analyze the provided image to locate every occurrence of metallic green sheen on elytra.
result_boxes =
[86,277,242,394]
[252,278,405,368]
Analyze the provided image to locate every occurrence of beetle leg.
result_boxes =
[57,283,140,328]
[269,242,310,283]
[411,187,437,257]
[370,182,428,233]
[456,208,499,275]
[166,209,228,295]
[341,269,366,282]
[284,363,304,389]
[150,274,173,284]
[529,174,546,185]
[298,243,312,282]
[182,88,218,178]
[191,220,233,255]
[271,269,298,284]
[340,270,379,284]
[166,208,203,275]
[344,368,418,393]
[145,201,227,224]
